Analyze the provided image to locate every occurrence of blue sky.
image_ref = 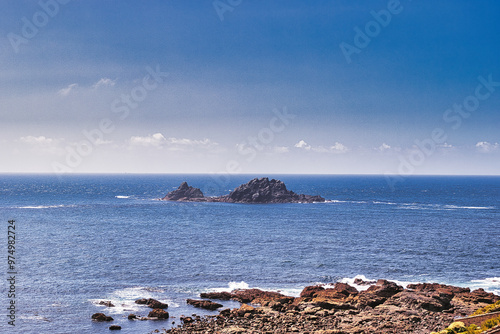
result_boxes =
[0,0,499,174]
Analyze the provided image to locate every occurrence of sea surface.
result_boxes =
[0,174,499,333]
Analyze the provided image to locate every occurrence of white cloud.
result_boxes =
[93,78,116,89]
[129,133,219,151]
[294,140,348,154]
[57,83,78,96]
[294,140,311,150]
[273,146,289,153]
[20,135,57,145]
[378,143,391,151]
[130,133,166,147]
[330,142,348,153]
[18,136,64,155]
[476,141,499,153]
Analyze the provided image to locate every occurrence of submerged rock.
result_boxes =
[135,298,168,309]
[162,177,325,204]
[91,313,113,322]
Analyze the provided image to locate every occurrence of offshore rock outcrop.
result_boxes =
[162,281,499,334]
[162,177,325,204]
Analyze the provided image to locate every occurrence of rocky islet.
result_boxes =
[162,177,325,204]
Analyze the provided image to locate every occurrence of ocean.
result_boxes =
[1,174,499,333]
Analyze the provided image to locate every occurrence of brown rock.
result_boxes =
[147,299,169,309]
[127,314,137,320]
[109,325,121,330]
[98,300,115,307]
[300,286,325,298]
[148,308,169,319]
[181,316,194,323]
[331,283,359,296]
[407,283,470,295]
[236,303,256,317]
[186,299,223,310]
[91,313,113,322]
[231,288,287,303]
[135,298,168,309]
[354,278,376,286]
[200,291,233,300]
[365,279,403,298]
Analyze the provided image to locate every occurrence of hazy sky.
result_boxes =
[1,0,499,175]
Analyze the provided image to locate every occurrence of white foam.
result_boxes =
[115,195,131,199]
[470,277,500,295]
[210,281,249,293]
[16,204,76,209]
[89,286,178,315]
[442,205,495,210]
[18,314,51,322]
[339,275,377,291]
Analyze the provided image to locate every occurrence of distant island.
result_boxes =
[161,177,325,204]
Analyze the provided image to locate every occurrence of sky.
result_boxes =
[0,0,499,175]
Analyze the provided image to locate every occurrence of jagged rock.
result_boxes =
[365,279,404,298]
[201,288,287,304]
[231,288,287,303]
[162,178,325,204]
[148,308,169,319]
[134,298,168,309]
[300,285,325,298]
[91,313,113,321]
[162,182,204,201]
[98,300,115,307]
[219,178,324,203]
[181,316,194,323]
[163,280,500,334]
[354,277,376,286]
[186,299,223,310]
[109,325,121,330]
[200,292,233,300]
[128,314,137,320]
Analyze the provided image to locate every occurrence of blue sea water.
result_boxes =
[0,174,499,334]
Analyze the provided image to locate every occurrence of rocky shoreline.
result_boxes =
[162,177,325,203]
[157,280,499,334]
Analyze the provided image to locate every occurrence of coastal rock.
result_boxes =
[219,178,325,204]
[162,182,204,201]
[201,288,287,304]
[148,308,169,319]
[109,325,121,330]
[230,288,288,304]
[163,280,500,334]
[91,313,114,322]
[186,299,223,310]
[200,291,233,300]
[98,300,115,307]
[135,298,168,309]
[300,285,325,298]
[364,279,403,298]
[354,277,376,286]
[162,178,325,204]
